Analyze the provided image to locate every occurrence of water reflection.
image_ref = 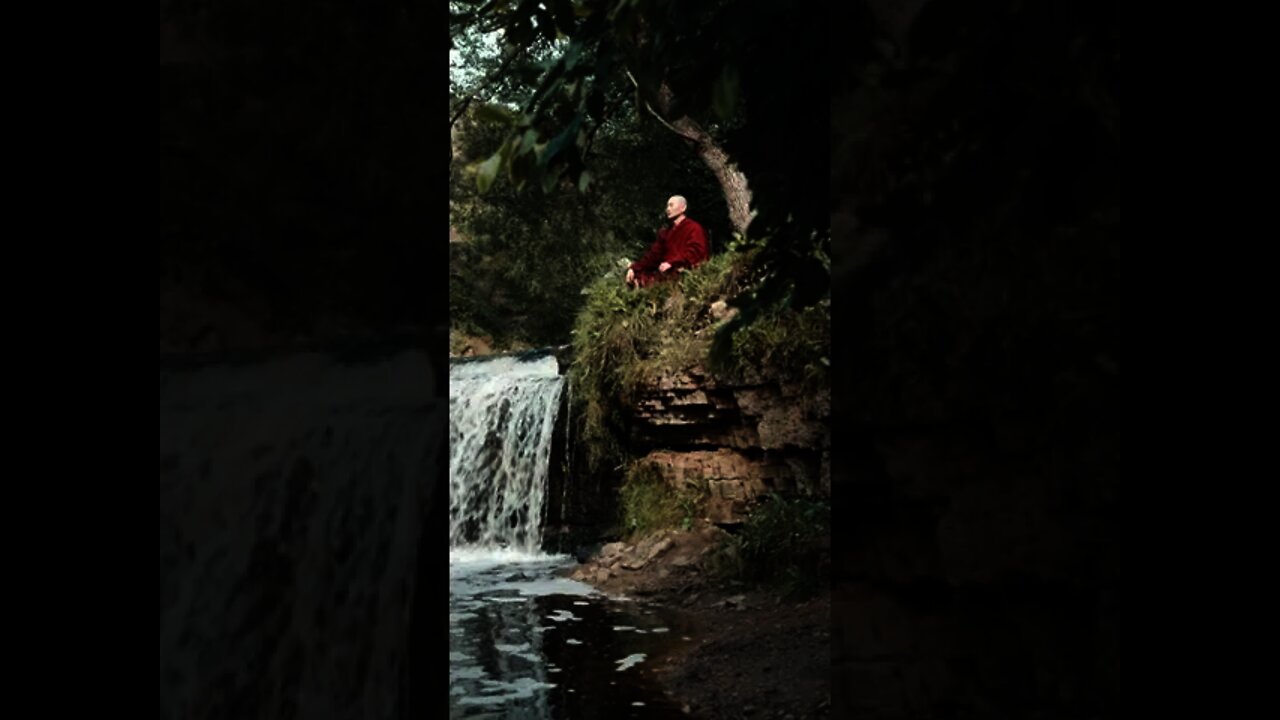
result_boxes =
[450,553,694,719]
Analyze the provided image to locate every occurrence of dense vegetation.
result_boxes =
[706,494,831,600]
[618,457,831,600]
[568,241,828,472]
[450,100,728,350]
[450,3,835,602]
[449,0,830,354]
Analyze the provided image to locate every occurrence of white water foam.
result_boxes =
[450,354,564,553]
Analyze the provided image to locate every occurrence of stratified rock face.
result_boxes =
[629,365,829,522]
[159,349,442,720]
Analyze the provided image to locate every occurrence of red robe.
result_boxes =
[629,217,709,287]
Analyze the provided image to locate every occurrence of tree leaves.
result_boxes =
[473,102,517,125]
[542,113,583,166]
[474,135,516,193]
[453,0,832,345]
[475,149,504,194]
[451,94,727,349]
[535,8,559,43]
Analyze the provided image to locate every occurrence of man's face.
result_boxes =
[665,197,684,219]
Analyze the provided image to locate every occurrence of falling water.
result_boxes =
[450,354,565,553]
[449,353,691,717]
[561,373,572,536]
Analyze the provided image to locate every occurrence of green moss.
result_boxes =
[618,461,710,539]
[705,493,831,600]
[568,242,829,477]
[711,297,830,393]
[569,250,755,471]
[566,242,832,595]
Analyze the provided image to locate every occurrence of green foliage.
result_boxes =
[618,461,709,538]
[451,98,729,350]
[567,242,829,472]
[707,224,832,372]
[451,0,831,352]
[705,494,831,600]
[568,249,754,470]
[450,0,830,315]
[449,0,815,211]
[711,296,830,394]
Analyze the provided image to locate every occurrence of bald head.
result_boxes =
[665,195,688,222]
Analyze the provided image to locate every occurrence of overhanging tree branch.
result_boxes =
[625,71,703,145]
[626,71,755,236]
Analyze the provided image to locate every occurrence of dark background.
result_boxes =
[160,0,1116,717]
[161,0,442,355]
[160,1,450,718]
[830,1,1117,716]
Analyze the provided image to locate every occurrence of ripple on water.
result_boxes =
[615,653,647,672]
[450,556,690,718]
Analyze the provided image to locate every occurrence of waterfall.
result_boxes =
[562,373,572,535]
[450,354,565,553]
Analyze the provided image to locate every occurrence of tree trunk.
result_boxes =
[653,84,754,237]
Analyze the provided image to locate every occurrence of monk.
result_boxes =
[625,195,709,288]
